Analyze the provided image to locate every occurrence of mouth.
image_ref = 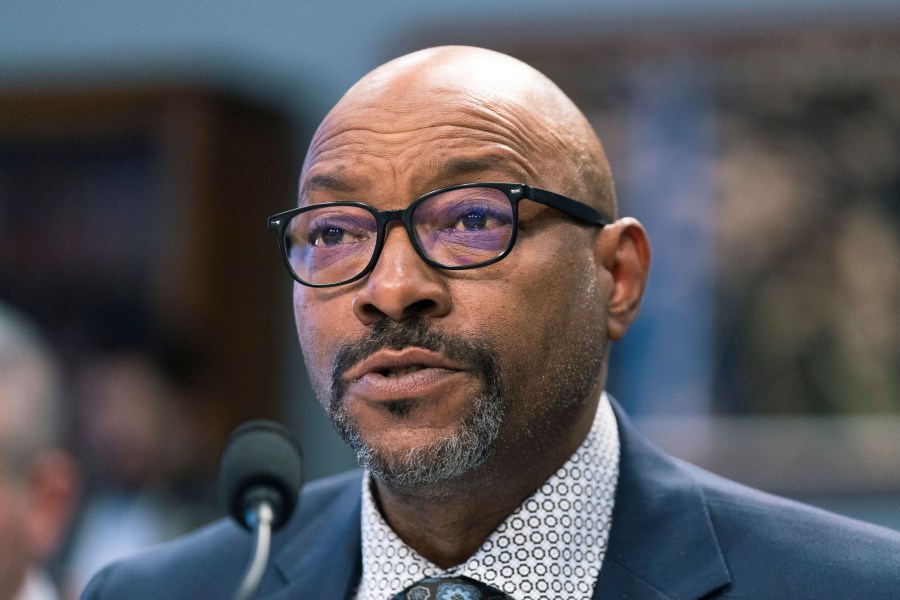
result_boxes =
[342,347,467,403]
[380,365,426,378]
[345,347,463,381]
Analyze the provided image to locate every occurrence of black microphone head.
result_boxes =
[218,420,303,531]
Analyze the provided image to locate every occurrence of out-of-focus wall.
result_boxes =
[3,1,899,129]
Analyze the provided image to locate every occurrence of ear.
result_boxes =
[595,217,651,341]
[25,451,79,562]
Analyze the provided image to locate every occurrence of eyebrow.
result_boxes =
[436,155,528,183]
[300,171,359,201]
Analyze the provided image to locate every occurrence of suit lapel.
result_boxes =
[264,472,363,600]
[595,400,731,599]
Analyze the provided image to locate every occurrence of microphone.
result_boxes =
[219,420,303,600]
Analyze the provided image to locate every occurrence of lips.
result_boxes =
[343,347,466,403]
[344,347,462,380]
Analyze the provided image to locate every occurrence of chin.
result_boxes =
[343,405,500,494]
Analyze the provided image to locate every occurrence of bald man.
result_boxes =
[83,47,900,600]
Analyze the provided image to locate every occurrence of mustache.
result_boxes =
[330,317,497,402]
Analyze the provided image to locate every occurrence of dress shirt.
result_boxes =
[355,392,620,600]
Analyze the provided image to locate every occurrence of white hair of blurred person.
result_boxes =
[0,303,78,600]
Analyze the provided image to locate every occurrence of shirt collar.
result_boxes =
[356,392,620,599]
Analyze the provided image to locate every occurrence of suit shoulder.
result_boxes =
[80,518,249,600]
[683,461,900,595]
[688,460,900,549]
[81,470,364,600]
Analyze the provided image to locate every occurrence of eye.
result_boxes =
[412,187,513,239]
[300,212,373,248]
[313,226,349,246]
[459,208,489,230]
[449,204,510,231]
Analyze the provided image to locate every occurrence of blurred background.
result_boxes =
[1,1,898,597]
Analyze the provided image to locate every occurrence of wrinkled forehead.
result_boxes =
[299,47,614,214]
[314,79,528,144]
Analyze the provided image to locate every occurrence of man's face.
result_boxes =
[293,70,611,492]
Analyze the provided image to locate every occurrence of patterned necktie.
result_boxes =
[391,575,515,600]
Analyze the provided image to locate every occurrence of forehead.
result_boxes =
[300,82,564,203]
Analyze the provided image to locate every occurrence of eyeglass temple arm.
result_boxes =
[524,186,611,226]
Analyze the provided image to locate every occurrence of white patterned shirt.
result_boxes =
[355,393,620,600]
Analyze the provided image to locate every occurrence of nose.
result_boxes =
[351,224,452,324]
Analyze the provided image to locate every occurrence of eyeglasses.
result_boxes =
[267,182,610,287]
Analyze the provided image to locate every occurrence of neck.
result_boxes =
[372,393,600,567]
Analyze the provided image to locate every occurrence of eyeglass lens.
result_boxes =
[283,186,515,285]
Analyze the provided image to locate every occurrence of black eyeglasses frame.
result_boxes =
[266,182,611,288]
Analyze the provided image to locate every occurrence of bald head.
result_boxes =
[303,46,615,216]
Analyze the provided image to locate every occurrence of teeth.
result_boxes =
[385,365,424,378]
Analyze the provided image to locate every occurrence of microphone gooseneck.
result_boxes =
[218,420,303,600]
[234,503,274,600]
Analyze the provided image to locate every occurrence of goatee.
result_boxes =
[329,318,504,492]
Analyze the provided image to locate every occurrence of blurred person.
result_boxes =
[0,303,78,600]
[63,330,219,595]
[84,47,900,599]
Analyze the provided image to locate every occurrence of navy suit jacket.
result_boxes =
[83,402,900,599]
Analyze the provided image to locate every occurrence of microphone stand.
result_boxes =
[234,502,275,600]
[219,420,302,600]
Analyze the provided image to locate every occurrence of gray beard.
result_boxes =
[327,317,504,493]
[331,381,503,492]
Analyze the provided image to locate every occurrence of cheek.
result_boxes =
[481,236,606,384]
[293,287,345,403]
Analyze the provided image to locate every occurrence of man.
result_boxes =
[0,303,78,600]
[83,46,900,599]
